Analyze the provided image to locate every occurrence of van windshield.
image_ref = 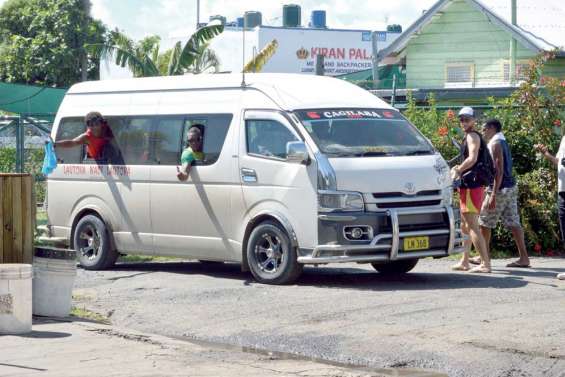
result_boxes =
[296,108,434,157]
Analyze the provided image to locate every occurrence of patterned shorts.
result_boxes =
[479,186,521,228]
[459,187,485,214]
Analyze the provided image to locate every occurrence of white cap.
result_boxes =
[458,107,475,118]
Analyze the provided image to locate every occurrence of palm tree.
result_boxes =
[87,24,224,77]
[243,39,278,73]
[188,44,221,74]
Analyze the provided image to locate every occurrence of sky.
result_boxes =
[0,0,433,49]
[87,0,438,47]
[0,0,438,78]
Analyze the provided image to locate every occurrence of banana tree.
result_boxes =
[243,39,278,73]
[87,24,224,77]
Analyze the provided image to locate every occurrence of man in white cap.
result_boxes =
[451,107,491,273]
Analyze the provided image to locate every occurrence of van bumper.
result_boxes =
[297,206,466,264]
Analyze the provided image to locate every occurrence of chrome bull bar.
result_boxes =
[297,206,466,264]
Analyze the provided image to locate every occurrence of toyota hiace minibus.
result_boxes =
[44,73,465,284]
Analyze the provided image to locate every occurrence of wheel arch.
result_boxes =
[241,211,298,272]
[70,208,116,251]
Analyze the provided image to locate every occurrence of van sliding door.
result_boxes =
[150,114,238,260]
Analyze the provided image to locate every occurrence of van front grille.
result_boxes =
[373,190,441,199]
[377,200,442,208]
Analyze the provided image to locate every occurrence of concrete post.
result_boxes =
[315,55,325,76]
[509,0,517,85]
[372,32,380,89]
[15,117,24,173]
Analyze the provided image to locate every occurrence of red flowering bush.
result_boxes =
[403,51,565,256]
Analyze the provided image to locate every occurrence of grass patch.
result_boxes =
[118,255,180,263]
[70,306,110,324]
[36,209,47,227]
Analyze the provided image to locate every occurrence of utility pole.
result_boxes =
[80,0,92,81]
[196,0,200,28]
[371,31,380,89]
[509,0,517,85]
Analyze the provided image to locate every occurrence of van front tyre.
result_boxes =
[73,215,117,270]
[246,221,303,285]
[371,259,418,275]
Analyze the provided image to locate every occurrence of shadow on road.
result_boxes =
[105,261,531,291]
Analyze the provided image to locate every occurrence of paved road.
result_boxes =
[74,258,565,377]
[5,318,431,377]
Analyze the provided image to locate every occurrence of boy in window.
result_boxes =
[177,126,204,181]
[54,111,113,160]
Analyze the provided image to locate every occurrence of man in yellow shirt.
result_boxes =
[177,126,204,181]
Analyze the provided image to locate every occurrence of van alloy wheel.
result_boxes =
[77,224,101,261]
[73,215,118,270]
[254,233,285,274]
[246,221,303,285]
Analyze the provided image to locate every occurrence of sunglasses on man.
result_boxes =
[87,117,104,127]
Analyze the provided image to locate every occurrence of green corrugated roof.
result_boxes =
[337,65,406,89]
[0,82,66,115]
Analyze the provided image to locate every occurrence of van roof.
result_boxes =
[67,73,394,112]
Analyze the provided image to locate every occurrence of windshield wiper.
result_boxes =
[324,152,356,157]
[404,150,434,156]
[357,151,390,157]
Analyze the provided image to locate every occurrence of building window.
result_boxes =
[445,63,474,88]
[503,61,530,82]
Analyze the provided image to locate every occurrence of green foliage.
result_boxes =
[404,52,565,256]
[0,147,46,203]
[404,92,461,162]
[0,0,106,87]
[87,24,224,77]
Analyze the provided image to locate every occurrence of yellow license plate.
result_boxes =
[403,236,430,251]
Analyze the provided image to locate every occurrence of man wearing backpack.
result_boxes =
[475,119,530,268]
[451,107,491,273]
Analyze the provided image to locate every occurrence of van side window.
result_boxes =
[182,114,232,165]
[153,117,184,165]
[112,117,154,165]
[55,118,84,164]
[246,120,299,159]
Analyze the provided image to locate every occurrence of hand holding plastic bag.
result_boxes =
[42,141,57,175]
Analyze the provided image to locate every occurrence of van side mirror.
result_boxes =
[286,141,309,164]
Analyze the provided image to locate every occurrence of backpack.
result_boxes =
[461,132,496,187]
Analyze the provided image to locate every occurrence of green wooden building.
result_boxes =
[377,0,565,90]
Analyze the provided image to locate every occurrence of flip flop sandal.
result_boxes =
[469,256,482,265]
[451,264,470,271]
[506,262,531,268]
[469,266,491,273]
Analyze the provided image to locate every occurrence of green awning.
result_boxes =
[0,82,66,115]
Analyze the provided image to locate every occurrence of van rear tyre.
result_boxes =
[73,215,117,270]
[246,221,303,285]
[371,259,419,275]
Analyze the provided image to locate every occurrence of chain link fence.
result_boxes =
[0,113,56,204]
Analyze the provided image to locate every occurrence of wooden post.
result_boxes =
[0,174,35,264]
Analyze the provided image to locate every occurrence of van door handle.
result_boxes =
[241,168,257,183]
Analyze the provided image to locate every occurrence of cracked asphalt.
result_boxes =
[73,257,565,377]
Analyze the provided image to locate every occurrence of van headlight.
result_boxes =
[318,190,364,213]
[442,187,453,206]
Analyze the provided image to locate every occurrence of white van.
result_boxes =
[45,73,465,284]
